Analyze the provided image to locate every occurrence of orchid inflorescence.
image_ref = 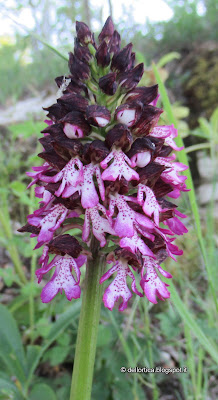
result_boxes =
[19,17,189,311]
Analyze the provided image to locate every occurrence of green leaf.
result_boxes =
[30,383,57,400]
[44,346,69,366]
[97,324,113,347]
[157,52,181,68]
[0,304,26,383]
[25,301,81,390]
[26,346,41,373]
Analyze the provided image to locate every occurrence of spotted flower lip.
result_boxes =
[20,17,189,310]
[100,257,143,311]
[39,255,81,303]
[100,149,139,182]
[140,257,171,304]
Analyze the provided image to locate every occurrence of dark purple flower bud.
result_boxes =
[76,21,93,45]
[114,247,143,269]
[43,103,68,121]
[74,39,92,63]
[136,162,165,186]
[86,105,111,127]
[46,127,83,156]
[57,92,89,113]
[132,106,163,136]
[48,234,82,258]
[109,30,121,54]
[157,145,173,158]
[111,43,133,73]
[105,178,129,197]
[68,52,90,81]
[61,111,91,138]
[118,63,144,91]
[153,179,173,198]
[128,52,135,70]
[55,75,65,88]
[82,140,110,163]
[98,16,114,43]
[126,137,155,167]
[125,85,158,105]
[99,72,117,95]
[42,124,83,157]
[18,223,40,235]
[95,41,110,67]
[105,123,133,151]
[115,101,142,127]
[38,147,67,171]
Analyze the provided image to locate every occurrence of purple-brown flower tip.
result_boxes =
[74,39,92,64]
[132,106,163,136]
[96,41,110,67]
[119,63,144,91]
[48,234,82,258]
[86,105,111,127]
[125,85,159,104]
[98,16,114,43]
[76,21,93,45]
[99,72,117,95]
[109,30,121,54]
[82,140,109,163]
[111,43,133,72]
[61,111,91,138]
[68,52,90,81]
[105,124,133,151]
[115,102,142,127]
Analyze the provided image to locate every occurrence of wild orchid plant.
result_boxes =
[19,17,189,399]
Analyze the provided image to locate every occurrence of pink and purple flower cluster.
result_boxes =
[19,17,189,310]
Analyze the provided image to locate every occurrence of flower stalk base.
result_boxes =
[70,239,105,400]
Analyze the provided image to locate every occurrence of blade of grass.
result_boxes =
[169,283,218,364]
[152,62,218,311]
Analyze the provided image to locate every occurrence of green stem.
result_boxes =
[70,239,105,400]
[143,302,159,400]
[185,143,211,153]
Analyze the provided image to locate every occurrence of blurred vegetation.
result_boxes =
[0,1,218,399]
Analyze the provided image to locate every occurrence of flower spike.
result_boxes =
[19,17,189,309]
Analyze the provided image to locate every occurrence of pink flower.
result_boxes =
[28,204,68,244]
[120,230,154,258]
[40,255,81,303]
[100,258,143,311]
[137,184,163,225]
[140,257,172,304]
[40,157,84,197]
[82,204,115,247]
[100,149,139,181]
[108,193,154,237]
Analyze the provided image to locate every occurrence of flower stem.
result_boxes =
[70,239,105,400]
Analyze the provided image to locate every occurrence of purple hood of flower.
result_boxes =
[19,16,189,310]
